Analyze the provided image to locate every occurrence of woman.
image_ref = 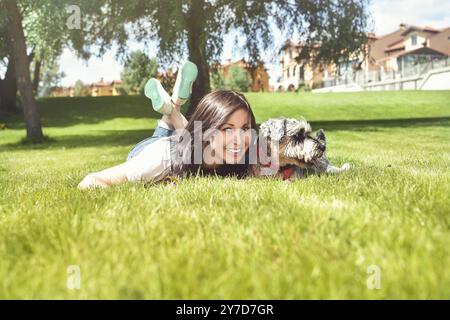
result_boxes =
[78,61,258,190]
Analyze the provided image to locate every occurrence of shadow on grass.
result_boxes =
[2,95,448,132]
[1,129,154,151]
[2,96,191,129]
[2,116,449,152]
[310,116,450,131]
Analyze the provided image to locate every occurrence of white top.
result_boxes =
[123,137,279,182]
[123,117,278,182]
[124,136,173,183]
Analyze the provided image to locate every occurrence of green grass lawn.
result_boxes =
[0,91,449,299]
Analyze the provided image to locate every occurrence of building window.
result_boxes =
[411,34,417,46]
[293,66,296,77]
[287,68,290,78]
[289,49,292,59]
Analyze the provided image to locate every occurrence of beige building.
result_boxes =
[368,24,450,73]
[278,23,450,90]
[51,86,74,97]
[89,79,123,96]
[51,79,124,97]
[215,59,270,92]
[277,40,336,91]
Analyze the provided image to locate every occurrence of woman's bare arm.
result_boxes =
[78,163,128,190]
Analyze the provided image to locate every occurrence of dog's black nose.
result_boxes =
[317,144,326,152]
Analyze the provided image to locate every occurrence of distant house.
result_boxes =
[277,23,450,91]
[276,40,336,91]
[51,79,123,97]
[369,23,450,73]
[215,59,270,92]
[89,79,123,96]
[51,86,74,97]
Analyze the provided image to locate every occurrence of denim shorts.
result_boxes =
[127,124,174,160]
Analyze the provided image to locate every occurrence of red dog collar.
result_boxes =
[257,141,294,180]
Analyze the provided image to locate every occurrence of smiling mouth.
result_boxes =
[226,147,242,154]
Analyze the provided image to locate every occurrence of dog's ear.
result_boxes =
[285,118,311,137]
[316,129,326,144]
[259,118,286,141]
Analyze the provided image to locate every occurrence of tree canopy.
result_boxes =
[212,65,251,92]
[121,51,158,95]
[1,0,371,141]
[0,0,98,140]
[86,0,371,117]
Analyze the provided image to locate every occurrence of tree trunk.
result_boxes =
[0,54,18,116]
[5,0,44,141]
[32,59,42,94]
[185,0,211,120]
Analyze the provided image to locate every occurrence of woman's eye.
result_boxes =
[222,127,250,133]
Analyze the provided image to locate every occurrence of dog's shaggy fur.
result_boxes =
[254,117,351,179]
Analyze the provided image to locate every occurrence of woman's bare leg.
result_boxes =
[161,61,197,130]
[161,101,188,130]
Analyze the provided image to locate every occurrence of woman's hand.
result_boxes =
[77,174,110,190]
[77,163,128,190]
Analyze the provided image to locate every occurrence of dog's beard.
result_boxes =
[303,139,324,163]
[283,139,324,165]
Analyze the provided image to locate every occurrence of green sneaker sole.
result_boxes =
[144,78,164,112]
[177,61,198,99]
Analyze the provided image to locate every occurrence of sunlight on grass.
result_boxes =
[0,91,449,299]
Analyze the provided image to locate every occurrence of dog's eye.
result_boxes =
[295,129,305,140]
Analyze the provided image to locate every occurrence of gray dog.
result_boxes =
[255,118,351,180]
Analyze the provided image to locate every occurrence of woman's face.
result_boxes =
[208,108,252,165]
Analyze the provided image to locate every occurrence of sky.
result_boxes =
[58,0,450,87]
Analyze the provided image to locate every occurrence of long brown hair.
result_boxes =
[170,90,257,179]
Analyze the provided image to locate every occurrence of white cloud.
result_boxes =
[58,40,160,87]
[59,48,123,86]
[370,0,450,35]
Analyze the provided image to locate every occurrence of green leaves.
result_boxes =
[121,51,158,95]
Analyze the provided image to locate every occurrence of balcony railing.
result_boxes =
[326,56,450,88]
